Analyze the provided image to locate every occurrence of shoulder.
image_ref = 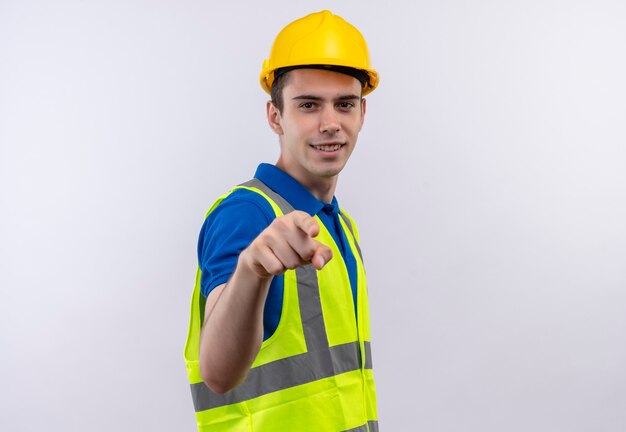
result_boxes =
[209,188,276,224]
[197,187,278,295]
[199,188,276,246]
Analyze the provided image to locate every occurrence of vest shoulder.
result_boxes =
[207,187,276,224]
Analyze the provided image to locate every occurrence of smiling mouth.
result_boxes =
[310,143,344,152]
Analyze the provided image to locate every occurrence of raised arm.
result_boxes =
[198,210,333,394]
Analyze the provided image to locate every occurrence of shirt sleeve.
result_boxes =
[197,191,275,298]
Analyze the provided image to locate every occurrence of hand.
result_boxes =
[240,211,333,279]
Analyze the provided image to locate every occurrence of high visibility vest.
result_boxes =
[184,179,378,431]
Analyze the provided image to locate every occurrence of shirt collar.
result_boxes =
[254,163,340,217]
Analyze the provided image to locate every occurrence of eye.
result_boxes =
[299,102,316,110]
[337,101,355,111]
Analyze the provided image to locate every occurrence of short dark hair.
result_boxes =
[270,65,369,113]
[270,70,290,113]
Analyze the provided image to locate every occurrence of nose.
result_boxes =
[319,106,340,134]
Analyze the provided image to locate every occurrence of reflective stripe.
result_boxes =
[342,422,378,432]
[296,264,328,350]
[191,340,373,411]
[241,179,329,350]
[339,212,363,263]
[342,425,368,432]
[240,179,294,216]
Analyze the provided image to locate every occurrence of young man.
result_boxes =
[184,10,379,431]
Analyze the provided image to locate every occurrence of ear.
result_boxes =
[266,101,283,135]
[359,98,367,130]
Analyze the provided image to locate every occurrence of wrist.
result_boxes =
[237,247,274,283]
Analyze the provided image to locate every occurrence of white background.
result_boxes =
[1,1,625,431]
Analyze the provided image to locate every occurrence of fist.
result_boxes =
[241,211,333,279]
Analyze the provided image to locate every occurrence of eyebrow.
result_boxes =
[292,94,361,101]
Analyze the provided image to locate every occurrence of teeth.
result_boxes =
[313,144,342,151]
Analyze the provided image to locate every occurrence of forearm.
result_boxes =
[198,255,272,394]
[198,211,332,394]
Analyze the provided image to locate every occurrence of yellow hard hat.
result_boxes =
[260,10,379,95]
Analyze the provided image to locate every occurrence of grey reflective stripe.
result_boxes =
[342,425,368,432]
[240,178,329,350]
[191,341,372,411]
[240,178,295,216]
[296,264,328,350]
[339,211,364,263]
[342,422,379,432]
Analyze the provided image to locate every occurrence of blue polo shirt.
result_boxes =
[198,163,359,340]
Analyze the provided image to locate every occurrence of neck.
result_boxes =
[305,177,337,203]
[275,161,338,203]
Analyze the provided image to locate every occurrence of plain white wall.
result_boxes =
[1,1,625,431]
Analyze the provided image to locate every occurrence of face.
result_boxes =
[267,68,366,189]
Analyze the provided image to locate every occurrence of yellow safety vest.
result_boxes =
[184,179,378,431]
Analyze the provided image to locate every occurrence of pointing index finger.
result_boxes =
[292,211,320,238]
